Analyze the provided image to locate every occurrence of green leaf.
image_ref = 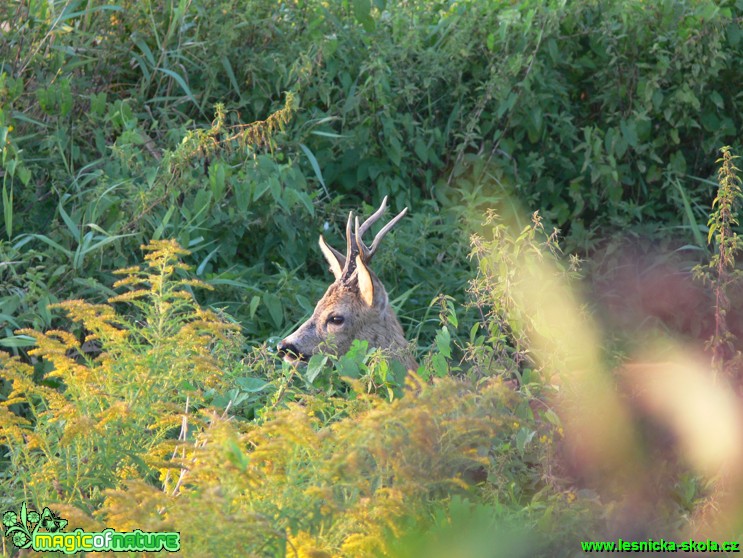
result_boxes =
[673,177,705,248]
[253,178,272,201]
[306,354,328,384]
[352,0,375,32]
[543,409,562,428]
[263,293,283,328]
[58,195,80,239]
[414,138,428,163]
[90,92,107,116]
[77,230,132,261]
[446,300,458,327]
[515,428,535,453]
[235,377,271,392]
[496,91,518,118]
[17,165,31,186]
[221,56,241,96]
[58,3,122,22]
[156,68,199,108]
[130,53,151,82]
[2,181,12,239]
[469,323,480,343]
[310,130,350,139]
[224,438,250,471]
[709,90,724,109]
[153,205,175,240]
[26,234,73,258]
[388,135,402,166]
[431,353,448,378]
[234,178,250,212]
[294,190,315,215]
[527,109,543,143]
[619,119,638,148]
[336,355,359,379]
[435,325,452,358]
[0,334,36,348]
[249,295,261,318]
[209,161,226,201]
[131,34,156,68]
[196,247,219,276]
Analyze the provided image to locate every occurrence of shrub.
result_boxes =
[2,0,742,348]
[0,240,240,510]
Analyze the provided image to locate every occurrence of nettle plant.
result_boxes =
[693,146,743,383]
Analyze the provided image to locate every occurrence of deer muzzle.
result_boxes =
[276,338,307,363]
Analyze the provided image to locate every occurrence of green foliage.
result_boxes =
[1,0,742,349]
[466,210,581,390]
[89,372,568,557]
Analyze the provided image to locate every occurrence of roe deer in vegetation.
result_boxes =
[277,197,416,370]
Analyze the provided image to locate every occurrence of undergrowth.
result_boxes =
[0,241,241,513]
[5,205,731,555]
[1,237,583,557]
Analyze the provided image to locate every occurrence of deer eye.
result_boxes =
[327,315,345,326]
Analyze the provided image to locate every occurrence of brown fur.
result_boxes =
[278,199,416,370]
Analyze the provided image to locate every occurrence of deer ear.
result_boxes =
[355,255,375,307]
[319,235,344,280]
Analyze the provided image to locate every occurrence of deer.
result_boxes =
[277,197,416,371]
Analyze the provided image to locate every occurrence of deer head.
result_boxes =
[277,197,415,370]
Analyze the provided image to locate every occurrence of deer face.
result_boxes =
[277,197,415,369]
[278,276,387,362]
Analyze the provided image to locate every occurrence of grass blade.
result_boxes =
[299,143,330,198]
[58,194,80,239]
[673,177,705,248]
[221,56,241,96]
[156,67,199,108]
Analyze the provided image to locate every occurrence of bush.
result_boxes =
[2,0,742,347]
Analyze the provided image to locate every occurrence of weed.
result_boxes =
[1,240,240,508]
[693,146,743,384]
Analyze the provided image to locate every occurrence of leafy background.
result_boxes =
[2,0,743,556]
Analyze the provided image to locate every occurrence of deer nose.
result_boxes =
[277,339,300,359]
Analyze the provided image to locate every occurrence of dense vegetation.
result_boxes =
[2,0,743,556]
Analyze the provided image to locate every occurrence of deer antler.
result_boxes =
[338,196,407,282]
[355,196,408,261]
